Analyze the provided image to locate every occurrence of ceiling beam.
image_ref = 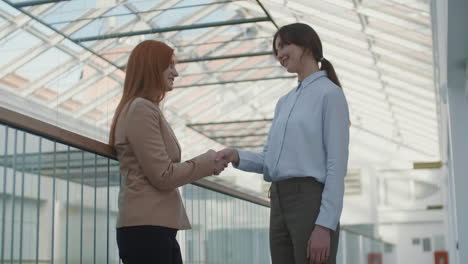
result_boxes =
[187,118,272,127]
[209,133,269,139]
[255,0,278,29]
[72,17,271,43]
[11,0,69,8]
[178,51,271,64]
[174,75,295,89]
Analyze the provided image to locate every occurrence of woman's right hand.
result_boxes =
[206,149,228,175]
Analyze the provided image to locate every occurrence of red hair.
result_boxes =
[109,40,174,146]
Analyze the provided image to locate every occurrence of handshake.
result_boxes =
[206,148,240,175]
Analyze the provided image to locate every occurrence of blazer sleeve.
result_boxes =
[126,100,214,191]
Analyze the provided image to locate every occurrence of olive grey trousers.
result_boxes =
[270,177,340,264]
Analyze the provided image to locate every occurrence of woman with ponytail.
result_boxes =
[217,23,349,264]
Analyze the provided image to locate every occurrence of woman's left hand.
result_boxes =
[307,225,330,264]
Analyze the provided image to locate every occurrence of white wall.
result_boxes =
[340,162,448,264]
[341,166,378,225]
[380,222,446,264]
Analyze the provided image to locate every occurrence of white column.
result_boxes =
[446,64,468,262]
[434,0,468,263]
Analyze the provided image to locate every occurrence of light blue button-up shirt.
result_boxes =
[236,71,349,230]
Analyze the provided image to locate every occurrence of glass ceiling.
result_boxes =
[0,0,439,195]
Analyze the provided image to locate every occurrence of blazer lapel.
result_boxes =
[154,104,181,159]
[161,116,181,158]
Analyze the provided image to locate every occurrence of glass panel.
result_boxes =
[45,64,87,94]
[0,1,20,16]
[131,0,164,12]
[40,0,97,30]
[149,4,204,28]
[344,232,362,264]
[60,38,85,53]
[15,47,73,82]
[0,29,43,70]
[28,20,55,37]
[180,184,270,264]
[70,6,137,40]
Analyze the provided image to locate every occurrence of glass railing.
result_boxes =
[0,125,121,264]
[337,229,396,264]
[0,106,395,264]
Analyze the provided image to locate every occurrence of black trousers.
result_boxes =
[270,177,340,264]
[117,225,183,264]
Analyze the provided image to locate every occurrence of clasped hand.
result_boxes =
[207,148,240,175]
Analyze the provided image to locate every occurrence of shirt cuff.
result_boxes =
[315,213,339,231]
[234,150,264,174]
[234,149,248,170]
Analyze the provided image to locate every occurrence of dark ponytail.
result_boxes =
[320,58,341,87]
[273,23,342,88]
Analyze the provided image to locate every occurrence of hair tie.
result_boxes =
[319,57,325,62]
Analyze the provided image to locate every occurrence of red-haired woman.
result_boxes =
[109,40,227,264]
[217,23,350,264]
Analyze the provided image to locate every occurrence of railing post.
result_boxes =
[342,231,347,264]
[358,235,364,264]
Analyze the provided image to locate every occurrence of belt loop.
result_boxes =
[268,184,272,198]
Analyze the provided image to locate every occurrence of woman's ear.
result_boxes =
[300,48,315,62]
[305,48,315,57]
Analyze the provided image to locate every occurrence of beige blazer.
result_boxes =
[114,98,213,230]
